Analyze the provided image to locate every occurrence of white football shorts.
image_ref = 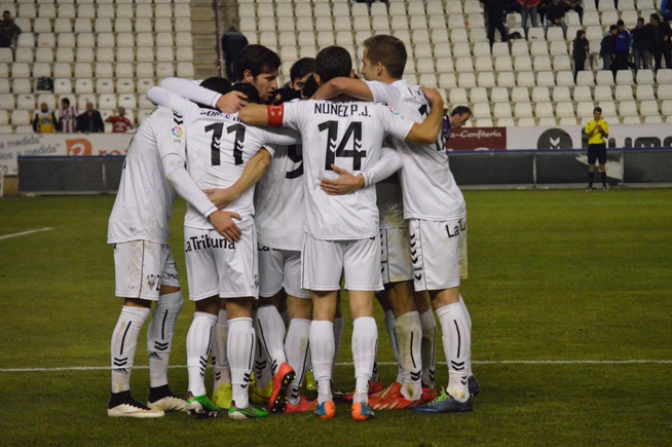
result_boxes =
[113,240,179,300]
[301,233,383,292]
[258,246,311,299]
[380,227,413,285]
[184,225,259,301]
[409,217,466,292]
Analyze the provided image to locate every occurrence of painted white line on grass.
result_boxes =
[0,227,54,241]
[2,359,671,373]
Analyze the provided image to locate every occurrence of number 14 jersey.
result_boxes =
[281,99,413,241]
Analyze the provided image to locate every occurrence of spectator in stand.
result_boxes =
[57,98,78,133]
[33,102,57,134]
[565,0,583,21]
[572,30,589,82]
[518,0,542,36]
[662,0,671,22]
[106,107,134,133]
[600,25,618,71]
[645,13,672,70]
[545,0,568,38]
[614,20,631,71]
[481,0,509,45]
[631,17,650,71]
[77,102,105,134]
[221,26,248,82]
[0,10,21,48]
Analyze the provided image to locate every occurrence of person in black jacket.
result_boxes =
[645,13,672,71]
[221,26,248,81]
[545,0,568,38]
[480,0,509,45]
[631,17,650,71]
[572,30,589,81]
[600,25,618,71]
[76,102,105,134]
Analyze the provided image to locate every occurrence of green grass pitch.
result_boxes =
[1,190,671,446]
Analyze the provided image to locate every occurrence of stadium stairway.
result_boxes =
[192,0,239,80]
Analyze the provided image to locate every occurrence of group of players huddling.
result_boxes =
[106,34,476,422]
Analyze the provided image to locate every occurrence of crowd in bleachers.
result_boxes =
[0,0,193,134]
[1,0,671,134]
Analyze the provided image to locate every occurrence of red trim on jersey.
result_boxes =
[267,105,284,127]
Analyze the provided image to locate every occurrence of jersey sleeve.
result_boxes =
[159,77,221,110]
[377,104,414,142]
[280,101,306,132]
[365,81,402,108]
[161,153,218,218]
[146,87,200,125]
[254,126,300,148]
[362,143,402,187]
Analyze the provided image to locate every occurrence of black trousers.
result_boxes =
[652,50,672,71]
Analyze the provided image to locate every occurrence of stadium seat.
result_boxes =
[515,102,534,118]
[77,33,95,48]
[475,57,494,72]
[95,63,114,78]
[53,63,72,78]
[77,94,96,110]
[458,73,477,88]
[497,72,516,87]
[450,88,468,104]
[596,71,615,85]
[496,118,515,127]
[661,100,672,116]
[74,63,92,78]
[553,55,572,71]
[639,100,659,116]
[97,33,115,48]
[573,86,593,101]
[577,102,595,117]
[177,63,195,78]
[537,71,556,87]
[657,84,672,100]
[615,85,634,101]
[57,33,75,49]
[137,79,154,94]
[514,56,533,72]
[478,72,497,88]
[594,85,614,101]
[644,116,662,123]
[96,48,114,63]
[11,63,30,78]
[455,57,474,72]
[517,72,536,87]
[99,94,117,110]
[0,94,15,110]
[549,41,568,56]
[655,69,672,84]
[33,18,51,34]
[35,48,53,63]
[11,110,31,126]
[616,71,634,85]
[472,103,491,118]
[619,101,638,117]
[556,102,575,117]
[75,79,94,94]
[636,69,655,85]
[533,56,552,71]
[13,79,32,94]
[438,73,457,89]
[15,48,33,63]
[33,63,51,78]
[16,94,36,111]
[576,71,595,86]
[495,56,513,71]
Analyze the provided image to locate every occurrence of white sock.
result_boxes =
[384,309,404,384]
[285,318,311,405]
[111,306,150,394]
[253,337,271,391]
[310,320,334,404]
[332,316,344,374]
[228,317,256,409]
[146,291,183,389]
[460,295,472,331]
[436,302,471,402]
[212,309,231,390]
[256,305,288,375]
[419,309,437,389]
[352,317,377,404]
[186,311,217,397]
[394,311,423,401]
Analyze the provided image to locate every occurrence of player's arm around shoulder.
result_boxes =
[312,77,374,102]
[405,87,444,145]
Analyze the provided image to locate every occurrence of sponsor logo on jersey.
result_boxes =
[171,126,184,139]
[387,107,405,120]
[185,234,236,252]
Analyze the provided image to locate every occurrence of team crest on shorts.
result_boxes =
[147,274,157,289]
[254,274,260,289]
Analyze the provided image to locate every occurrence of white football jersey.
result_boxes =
[107,107,185,244]
[254,143,305,251]
[167,96,299,230]
[366,80,466,221]
[281,99,414,240]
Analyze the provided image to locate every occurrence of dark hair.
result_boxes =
[616,19,624,26]
[232,82,261,104]
[272,87,301,105]
[200,77,233,96]
[301,74,319,98]
[594,107,602,113]
[637,17,644,23]
[362,35,408,79]
[451,106,472,117]
[236,44,280,81]
[650,13,660,21]
[609,24,618,32]
[3,10,10,15]
[61,98,70,106]
[290,58,317,83]
[315,46,352,83]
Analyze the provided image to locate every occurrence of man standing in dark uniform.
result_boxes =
[221,26,248,81]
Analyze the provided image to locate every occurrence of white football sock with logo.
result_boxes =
[352,317,377,404]
[285,318,311,405]
[228,317,256,409]
[310,320,334,404]
[212,309,231,390]
[147,291,183,388]
[111,305,151,394]
[186,311,217,397]
[394,311,423,400]
[436,302,471,403]
[419,309,437,390]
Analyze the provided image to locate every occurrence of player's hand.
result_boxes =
[204,188,238,210]
[208,210,242,243]
[421,87,444,108]
[320,165,365,195]
[216,91,248,114]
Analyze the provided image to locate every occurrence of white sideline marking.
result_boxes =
[0,227,54,241]
[1,359,671,373]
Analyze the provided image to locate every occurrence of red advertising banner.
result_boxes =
[446,127,507,151]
